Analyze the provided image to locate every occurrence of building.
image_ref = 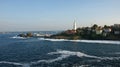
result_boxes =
[65,30,76,34]
[103,28,112,33]
[95,27,103,34]
[65,20,77,34]
[113,24,120,35]
[72,20,77,33]
[95,29,103,34]
[114,24,120,28]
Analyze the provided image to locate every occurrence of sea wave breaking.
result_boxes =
[38,38,120,44]
[10,36,26,39]
[1,50,120,67]
[30,49,101,65]
[30,49,120,65]
[0,61,30,67]
[0,61,22,65]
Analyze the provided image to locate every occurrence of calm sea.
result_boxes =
[0,31,120,67]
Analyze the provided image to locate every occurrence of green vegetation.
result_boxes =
[18,32,33,37]
[50,24,120,40]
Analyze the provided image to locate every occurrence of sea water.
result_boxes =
[0,31,120,67]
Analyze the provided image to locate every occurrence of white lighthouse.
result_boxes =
[73,20,77,31]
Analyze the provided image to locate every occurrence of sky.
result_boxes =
[0,0,120,32]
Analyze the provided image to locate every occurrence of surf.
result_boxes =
[1,49,120,67]
[30,49,120,65]
[38,38,120,44]
[10,36,26,39]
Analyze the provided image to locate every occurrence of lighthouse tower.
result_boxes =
[73,20,77,31]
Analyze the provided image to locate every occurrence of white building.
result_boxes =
[96,30,103,34]
[73,20,77,31]
[103,28,112,33]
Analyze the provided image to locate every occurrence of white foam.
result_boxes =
[0,61,31,67]
[0,61,23,66]
[30,54,70,65]
[31,49,120,65]
[50,50,120,60]
[39,38,66,41]
[10,36,26,39]
[38,38,120,44]
[1,50,120,66]
[73,40,120,45]
[30,50,102,65]
[48,50,101,59]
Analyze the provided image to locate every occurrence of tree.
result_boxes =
[104,25,108,28]
[92,24,98,30]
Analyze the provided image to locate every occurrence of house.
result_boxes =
[113,24,120,35]
[95,27,103,34]
[96,29,103,34]
[103,28,112,33]
[65,30,76,35]
[114,24,120,28]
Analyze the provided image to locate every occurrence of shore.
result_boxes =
[39,38,120,44]
[45,34,120,41]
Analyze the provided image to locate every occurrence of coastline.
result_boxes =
[46,35,120,41]
[39,38,120,44]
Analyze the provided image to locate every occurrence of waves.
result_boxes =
[30,54,70,65]
[30,49,120,64]
[30,49,120,65]
[30,49,100,65]
[10,36,120,44]
[10,36,26,39]
[0,61,23,66]
[38,38,120,44]
[0,61,30,67]
[52,50,120,60]
[75,40,120,45]
[39,38,66,41]
[0,50,100,66]
[48,49,101,59]
[1,49,120,67]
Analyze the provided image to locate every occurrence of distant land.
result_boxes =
[17,22,120,41]
[48,23,120,40]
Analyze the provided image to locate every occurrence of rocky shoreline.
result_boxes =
[48,35,120,41]
[47,24,120,41]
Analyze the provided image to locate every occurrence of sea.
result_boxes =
[0,31,120,67]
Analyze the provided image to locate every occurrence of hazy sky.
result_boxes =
[0,0,120,32]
